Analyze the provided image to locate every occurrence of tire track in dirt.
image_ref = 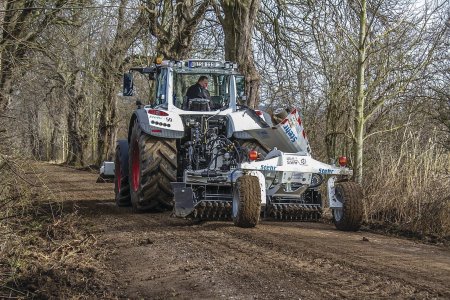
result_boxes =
[156,223,442,299]
[215,224,449,298]
[224,226,449,284]
[38,163,450,299]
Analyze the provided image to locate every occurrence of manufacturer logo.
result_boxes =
[260,165,276,171]
[319,168,333,174]
[282,124,298,143]
[287,157,306,165]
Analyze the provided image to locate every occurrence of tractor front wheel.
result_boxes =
[332,182,364,231]
[232,175,262,228]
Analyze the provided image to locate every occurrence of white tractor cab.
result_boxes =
[101,59,364,231]
[121,59,272,139]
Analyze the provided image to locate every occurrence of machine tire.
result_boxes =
[114,143,131,207]
[129,121,177,212]
[233,175,261,228]
[332,182,364,231]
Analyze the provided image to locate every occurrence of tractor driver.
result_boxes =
[183,76,211,110]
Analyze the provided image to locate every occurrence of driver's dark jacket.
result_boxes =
[186,83,211,100]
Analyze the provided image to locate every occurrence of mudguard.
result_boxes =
[227,108,270,139]
[245,109,311,154]
[128,108,184,141]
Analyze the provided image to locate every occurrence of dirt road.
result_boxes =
[40,163,450,299]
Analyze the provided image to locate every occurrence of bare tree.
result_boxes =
[96,0,149,165]
[304,0,448,182]
[214,0,261,108]
[146,0,210,60]
[0,0,68,114]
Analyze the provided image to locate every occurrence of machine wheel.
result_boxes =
[332,182,363,231]
[114,142,131,207]
[232,175,261,228]
[129,121,177,212]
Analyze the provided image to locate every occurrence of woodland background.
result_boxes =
[0,0,449,240]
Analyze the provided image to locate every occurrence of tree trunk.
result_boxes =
[325,99,339,160]
[0,0,18,113]
[96,1,147,165]
[97,68,119,164]
[0,56,14,113]
[66,89,87,166]
[353,0,367,184]
[27,108,40,159]
[50,125,59,161]
[220,0,261,108]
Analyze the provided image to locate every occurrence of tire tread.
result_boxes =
[333,182,363,231]
[114,145,131,207]
[129,121,177,212]
[234,175,261,228]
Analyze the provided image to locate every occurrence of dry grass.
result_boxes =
[364,127,450,240]
[0,155,114,299]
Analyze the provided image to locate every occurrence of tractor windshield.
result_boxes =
[173,71,233,110]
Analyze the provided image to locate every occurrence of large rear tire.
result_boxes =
[129,121,177,212]
[114,142,131,207]
[332,182,364,231]
[232,175,261,228]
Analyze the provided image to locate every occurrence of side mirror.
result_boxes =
[123,73,134,96]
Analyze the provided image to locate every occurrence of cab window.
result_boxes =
[236,75,245,98]
[155,69,167,105]
[173,72,230,110]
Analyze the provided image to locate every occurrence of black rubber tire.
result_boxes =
[332,182,364,231]
[114,144,131,207]
[233,175,261,228]
[129,121,177,212]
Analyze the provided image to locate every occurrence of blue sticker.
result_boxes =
[319,168,333,174]
[282,124,298,143]
[260,165,276,171]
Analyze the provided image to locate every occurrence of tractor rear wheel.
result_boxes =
[332,182,364,231]
[232,175,261,228]
[114,142,131,207]
[129,121,177,212]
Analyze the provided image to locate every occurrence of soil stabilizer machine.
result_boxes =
[101,59,364,231]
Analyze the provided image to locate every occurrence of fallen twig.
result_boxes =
[0,284,29,295]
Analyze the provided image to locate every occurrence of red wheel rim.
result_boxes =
[131,140,140,192]
[115,159,121,192]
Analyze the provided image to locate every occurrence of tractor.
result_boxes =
[100,59,363,230]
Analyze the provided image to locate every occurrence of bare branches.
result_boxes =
[0,0,448,180]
